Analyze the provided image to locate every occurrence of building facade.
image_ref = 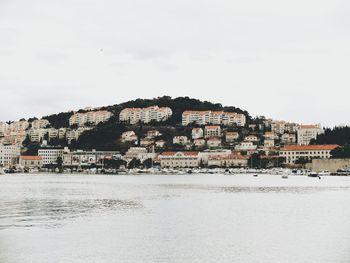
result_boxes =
[119,106,172,124]
[279,144,338,164]
[182,111,246,126]
[159,151,199,168]
[297,124,324,145]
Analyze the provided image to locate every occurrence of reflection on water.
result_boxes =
[1,174,350,263]
[0,198,142,229]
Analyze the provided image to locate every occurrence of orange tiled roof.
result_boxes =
[280,144,338,151]
[160,151,199,156]
[20,156,43,160]
[299,125,321,129]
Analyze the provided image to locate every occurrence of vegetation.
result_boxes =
[331,144,350,159]
[42,111,74,128]
[312,126,350,146]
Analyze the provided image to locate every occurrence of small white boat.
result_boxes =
[0,168,5,175]
[281,174,288,179]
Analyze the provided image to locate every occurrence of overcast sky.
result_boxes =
[0,0,349,127]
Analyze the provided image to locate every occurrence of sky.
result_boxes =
[0,0,350,127]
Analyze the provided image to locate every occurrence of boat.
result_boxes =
[253,174,258,177]
[0,168,5,175]
[318,170,330,176]
[224,169,231,175]
[308,172,320,178]
[281,174,288,179]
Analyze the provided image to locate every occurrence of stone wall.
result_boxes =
[306,159,350,172]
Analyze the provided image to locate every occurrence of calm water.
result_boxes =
[1,174,350,263]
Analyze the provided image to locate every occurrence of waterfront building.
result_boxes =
[198,149,232,166]
[182,111,246,127]
[208,154,249,168]
[0,144,20,166]
[159,151,199,168]
[19,156,43,168]
[63,150,121,167]
[119,106,172,124]
[279,144,338,164]
[123,147,155,163]
[297,124,324,145]
[38,147,69,165]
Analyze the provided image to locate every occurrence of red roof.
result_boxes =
[160,151,199,157]
[20,156,43,161]
[280,144,338,151]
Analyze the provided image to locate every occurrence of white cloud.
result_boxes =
[0,0,349,126]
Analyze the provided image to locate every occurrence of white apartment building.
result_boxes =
[0,144,20,166]
[0,122,9,134]
[182,111,246,127]
[204,125,221,138]
[66,127,92,143]
[29,128,48,143]
[279,144,338,164]
[159,151,199,168]
[69,110,112,127]
[48,128,59,140]
[31,119,50,129]
[1,131,27,145]
[38,147,69,165]
[271,121,286,135]
[58,128,67,139]
[119,106,173,124]
[8,120,29,132]
[297,125,324,145]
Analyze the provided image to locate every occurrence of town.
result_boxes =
[0,97,347,175]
